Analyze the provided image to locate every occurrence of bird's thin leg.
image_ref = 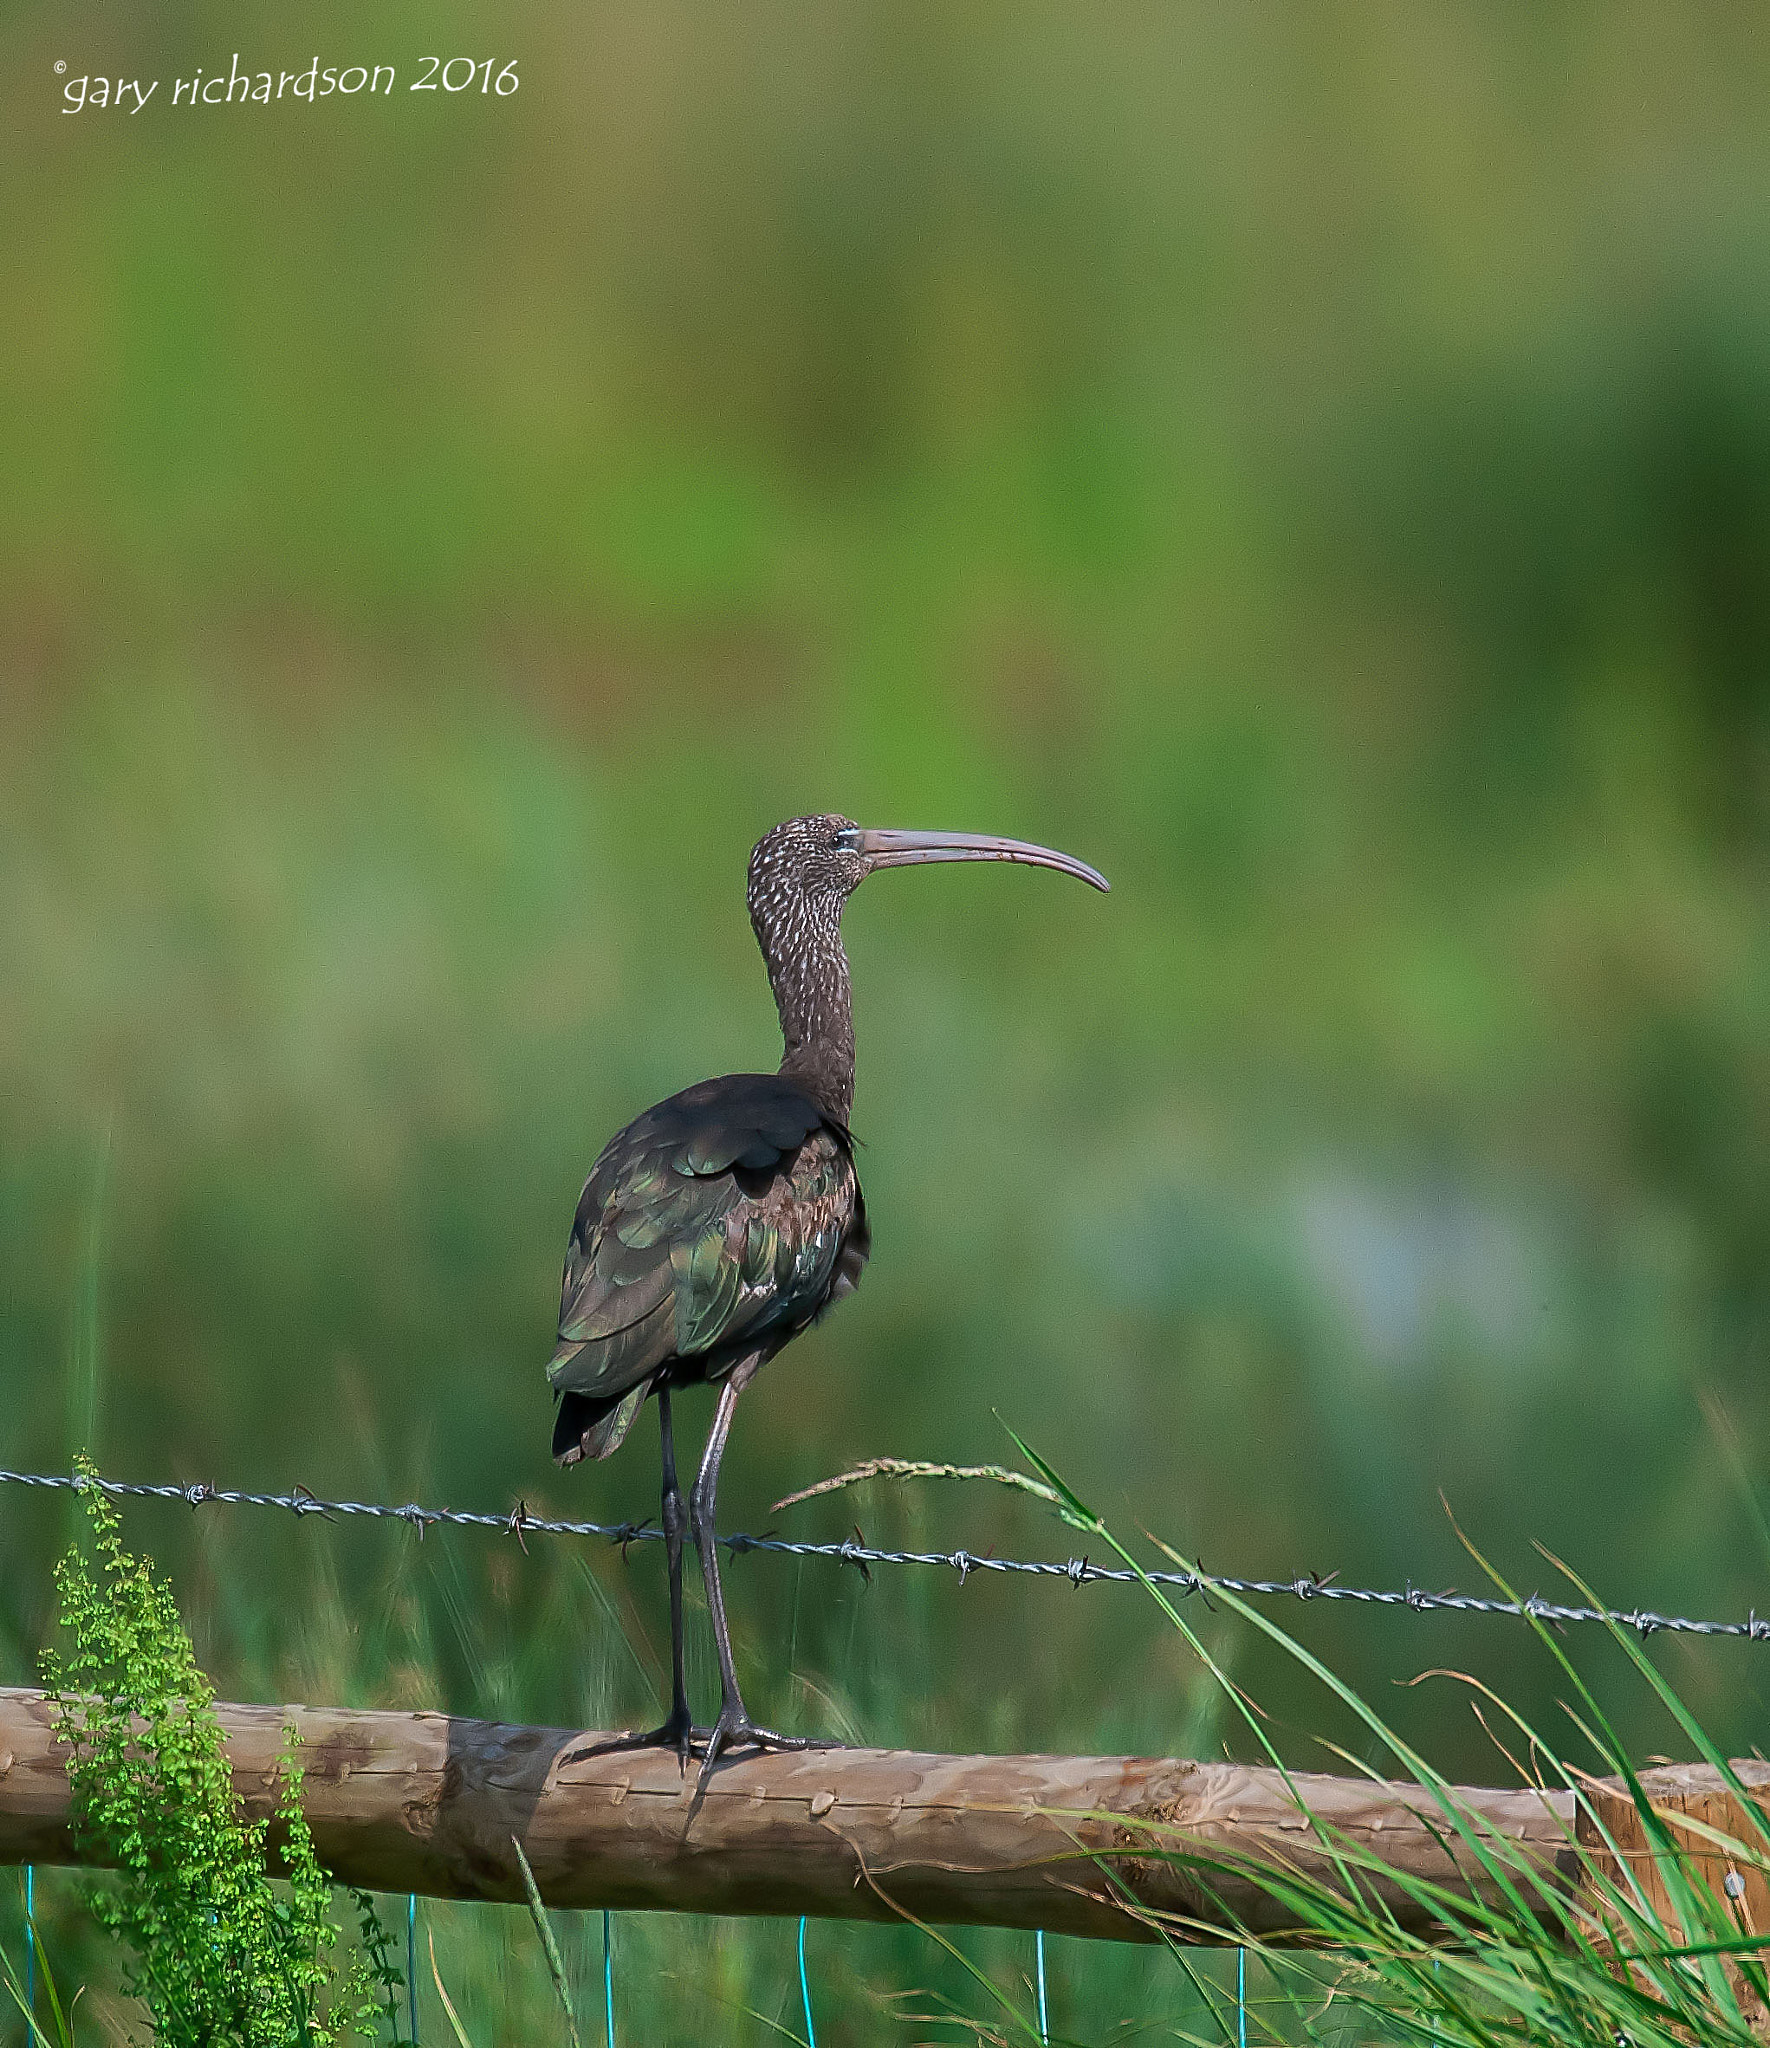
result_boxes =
[563,1387,701,1770]
[657,1386,691,1741]
[690,1366,833,1797]
[692,1377,747,1719]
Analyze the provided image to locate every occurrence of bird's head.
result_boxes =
[748,812,1108,947]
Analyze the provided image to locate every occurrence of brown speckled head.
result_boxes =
[746,815,868,943]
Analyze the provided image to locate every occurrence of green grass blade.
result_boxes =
[511,1836,582,2047]
[427,1928,478,2048]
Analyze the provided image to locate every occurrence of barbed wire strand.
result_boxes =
[0,1466,1763,1644]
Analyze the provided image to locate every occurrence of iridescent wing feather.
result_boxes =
[550,1073,868,1462]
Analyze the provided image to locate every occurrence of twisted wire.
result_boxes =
[0,1466,1763,1643]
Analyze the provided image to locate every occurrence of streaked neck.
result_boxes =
[758,902,855,1123]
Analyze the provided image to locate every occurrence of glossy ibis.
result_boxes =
[551,814,1107,1775]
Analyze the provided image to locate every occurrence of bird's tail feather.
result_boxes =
[552,1375,649,1464]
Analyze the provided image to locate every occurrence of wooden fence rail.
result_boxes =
[9,1688,1756,1947]
[0,1685,1597,1943]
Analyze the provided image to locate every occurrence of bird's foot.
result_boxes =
[689,1704,837,1809]
[563,1710,700,1773]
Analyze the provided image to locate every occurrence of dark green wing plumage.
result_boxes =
[550,1073,868,1463]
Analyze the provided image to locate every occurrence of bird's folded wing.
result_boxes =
[549,1075,856,1402]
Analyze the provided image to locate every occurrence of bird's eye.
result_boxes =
[832,827,862,852]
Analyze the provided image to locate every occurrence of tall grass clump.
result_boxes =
[38,1459,407,2047]
[995,1439,1770,2048]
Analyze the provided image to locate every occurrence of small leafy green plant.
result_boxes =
[40,1460,399,2046]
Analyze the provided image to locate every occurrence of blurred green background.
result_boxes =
[4,3,1770,2037]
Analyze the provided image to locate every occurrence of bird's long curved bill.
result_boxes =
[858,828,1109,892]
